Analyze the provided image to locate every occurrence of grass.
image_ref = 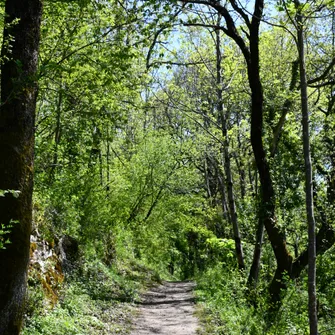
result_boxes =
[23,256,161,335]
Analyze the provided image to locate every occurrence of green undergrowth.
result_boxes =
[23,257,161,335]
[195,264,265,335]
[195,264,335,335]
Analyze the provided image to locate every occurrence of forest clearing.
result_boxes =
[0,0,335,334]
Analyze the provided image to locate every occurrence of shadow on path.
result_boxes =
[130,281,199,335]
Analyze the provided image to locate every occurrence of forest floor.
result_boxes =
[130,281,200,335]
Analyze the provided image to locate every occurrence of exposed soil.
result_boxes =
[130,281,199,335]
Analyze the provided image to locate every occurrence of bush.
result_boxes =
[195,264,322,335]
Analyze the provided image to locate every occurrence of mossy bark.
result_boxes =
[0,1,42,334]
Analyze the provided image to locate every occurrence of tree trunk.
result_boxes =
[183,0,292,301]
[106,125,111,192]
[247,163,263,287]
[0,1,42,334]
[247,211,264,287]
[181,0,334,310]
[295,4,318,334]
[218,171,230,226]
[49,89,63,182]
[247,2,292,304]
[235,116,246,199]
[204,155,213,201]
[216,16,245,270]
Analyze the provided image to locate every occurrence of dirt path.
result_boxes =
[130,281,199,335]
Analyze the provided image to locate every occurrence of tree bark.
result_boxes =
[247,162,264,287]
[217,170,230,225]
[295,4,318,333]
[247,211,264,287]
[0,1,42,334]
[247,0,293,304]
[215,18,245,269]
[106,125,111,192]
[49,89,63,182]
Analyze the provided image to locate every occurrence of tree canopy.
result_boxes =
[1,0,335,334]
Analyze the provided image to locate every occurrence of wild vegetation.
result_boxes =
[0,0,335,334]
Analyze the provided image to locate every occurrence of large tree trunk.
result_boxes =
[248,60,298,290]
[0,1,42,334]
[247,1,292,304]
[295,4,318,334]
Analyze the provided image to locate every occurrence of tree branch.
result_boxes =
[230,0,251,28]
[270,59,299,157]
[181,0,250,61]
[307,56,335,85]
[292,222,335,278]
[146,10,182,69]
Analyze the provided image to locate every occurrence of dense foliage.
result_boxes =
[0,0,335,334]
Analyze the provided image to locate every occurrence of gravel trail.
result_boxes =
[130,281,199,335]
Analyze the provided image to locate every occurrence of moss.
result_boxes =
[29,242,37,258]
[29,240,64,310]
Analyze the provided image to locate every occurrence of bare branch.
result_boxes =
[307,56,335,85]
[230,0,251,28]
[149,59,215,68]
[146,9,182,69]
[181,0,250,61]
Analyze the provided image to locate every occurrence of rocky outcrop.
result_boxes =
[55,235,80,273]
[29,234,64,308]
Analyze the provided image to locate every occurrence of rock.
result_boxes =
[56,235,79,273]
